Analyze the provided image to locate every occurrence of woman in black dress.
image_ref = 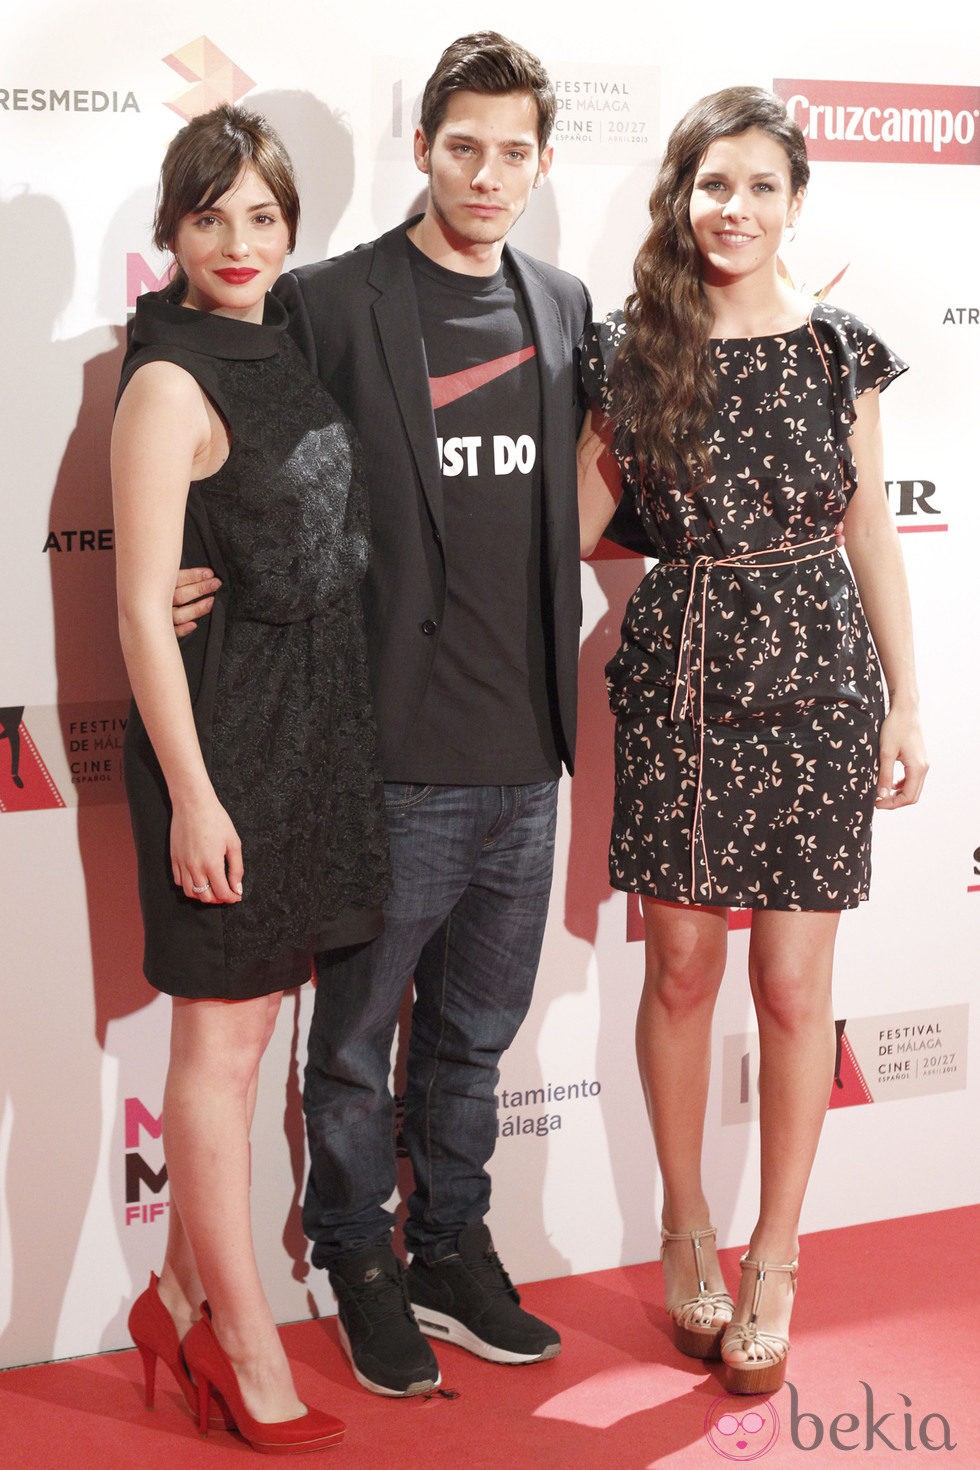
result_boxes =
[113,106,387,1450]
[578,88,926,1393]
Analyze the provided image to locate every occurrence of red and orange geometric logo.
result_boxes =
[163,37,256,121]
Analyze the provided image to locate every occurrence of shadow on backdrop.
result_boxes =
[0,190,109,1368]
[249,90,355,267]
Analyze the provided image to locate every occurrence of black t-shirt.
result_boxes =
[393,244,560,784]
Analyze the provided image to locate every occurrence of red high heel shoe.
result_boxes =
[182,1314,345,1454]
[128,1273,228,1425]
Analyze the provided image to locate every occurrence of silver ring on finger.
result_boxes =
[191,880,211,893]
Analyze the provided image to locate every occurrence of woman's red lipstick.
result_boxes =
[214,267,260,284]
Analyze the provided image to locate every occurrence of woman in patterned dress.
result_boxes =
[578,88,926,1393]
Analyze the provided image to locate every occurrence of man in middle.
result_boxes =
[175,31,615,1399]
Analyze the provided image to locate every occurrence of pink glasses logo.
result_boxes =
[704,1396,780,1461]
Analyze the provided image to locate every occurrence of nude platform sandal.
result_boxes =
[722,1254,798,1394]
[660,1225,734,1360]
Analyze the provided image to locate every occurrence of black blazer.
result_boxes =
[275,221,592,777]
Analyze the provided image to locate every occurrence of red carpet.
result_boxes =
[1,1208,976,1468]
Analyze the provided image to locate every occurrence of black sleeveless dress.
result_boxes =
[118,290,389,998]
[582,302,906,911]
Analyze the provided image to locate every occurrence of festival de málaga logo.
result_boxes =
[0,704,130,812]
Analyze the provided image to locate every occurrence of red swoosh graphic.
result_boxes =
[429,346,537,410]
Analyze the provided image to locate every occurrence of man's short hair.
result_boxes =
[419,31,556,152]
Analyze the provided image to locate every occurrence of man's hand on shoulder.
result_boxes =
[173,566,220,638]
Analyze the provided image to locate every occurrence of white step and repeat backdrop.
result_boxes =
[2,0,977,1368]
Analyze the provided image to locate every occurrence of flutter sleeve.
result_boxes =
[808,302,909,507]
[578,311,660,558]
[578,310,626,412]
[810,302,908,430]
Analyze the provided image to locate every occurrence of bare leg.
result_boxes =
[725,909,839,1363]
[161,991,305,1422]
[156,1209,205,1342]
[157,1059,264,1339]
[638,899,729,1320]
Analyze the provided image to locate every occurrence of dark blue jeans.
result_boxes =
[303,780,559,1265]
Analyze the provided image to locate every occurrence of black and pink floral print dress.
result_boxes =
[582,302,906,910]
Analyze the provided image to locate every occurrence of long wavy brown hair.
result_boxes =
[609,87,809,484]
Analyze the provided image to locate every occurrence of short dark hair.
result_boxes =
[153,103,300,290]
[419,32,556,152]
